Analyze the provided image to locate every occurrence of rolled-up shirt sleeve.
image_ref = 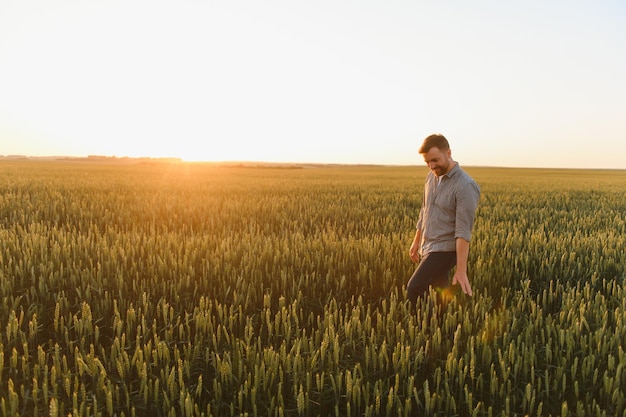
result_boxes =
[454,181,480,241]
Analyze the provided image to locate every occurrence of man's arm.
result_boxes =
[452,237,473,296]
[409,228,422,263]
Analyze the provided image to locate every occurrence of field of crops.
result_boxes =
[0,160,625,417]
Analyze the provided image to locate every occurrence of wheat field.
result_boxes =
[0,160,624,416]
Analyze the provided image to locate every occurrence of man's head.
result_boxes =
[419,133,453,177]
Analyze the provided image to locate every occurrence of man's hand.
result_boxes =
[410,229,422,263]
[454,238,473,296]
[409,241,420,263]
[452,270,473,296]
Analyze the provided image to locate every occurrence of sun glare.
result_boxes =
[176,143,243,163]
[172,137,297,163]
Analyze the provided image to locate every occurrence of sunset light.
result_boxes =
[1,2,625,411]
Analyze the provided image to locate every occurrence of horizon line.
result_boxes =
[1,154,625,171]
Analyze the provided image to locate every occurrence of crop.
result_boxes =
[0,160,624,416]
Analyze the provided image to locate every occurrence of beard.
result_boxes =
[432,161,450,176]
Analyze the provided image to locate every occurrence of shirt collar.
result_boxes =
[441,162,460,179]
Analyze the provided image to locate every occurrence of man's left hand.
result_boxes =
[452,271,473,296]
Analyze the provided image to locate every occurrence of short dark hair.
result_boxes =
[419,134,450,154]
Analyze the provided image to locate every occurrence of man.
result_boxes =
[407,134,480,304]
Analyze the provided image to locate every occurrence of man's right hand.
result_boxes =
[409,242,420,263]
[410,229,422,263]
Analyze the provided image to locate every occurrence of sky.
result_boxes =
[1,0,625,169]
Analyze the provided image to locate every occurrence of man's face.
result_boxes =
[422,147,452,177]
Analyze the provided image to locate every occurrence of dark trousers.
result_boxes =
[406,251,457,303]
